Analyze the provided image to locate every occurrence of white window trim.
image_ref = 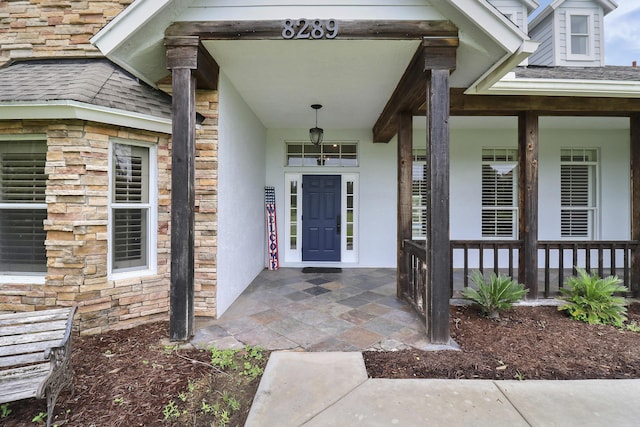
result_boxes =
[341,173,358,263]
[285,141,359,168]
[559,148,600,240]
[566,11,596,61]
[108,138,158,280]
[283,172,359,264]
[0,134,47,282]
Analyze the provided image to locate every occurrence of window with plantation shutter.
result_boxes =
[482,148,518,239]
[412,149,427,240]
[0,141,47,273]
[561,148,597,239]
[111,143,150,272]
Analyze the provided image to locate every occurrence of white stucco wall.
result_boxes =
[217,72,267,315]
[265,128,397,268]
[261,117,629,271]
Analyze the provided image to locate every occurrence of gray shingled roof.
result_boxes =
[514,65,640,81]
[0,58,172,119]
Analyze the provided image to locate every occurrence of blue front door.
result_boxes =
[302,175,341,262]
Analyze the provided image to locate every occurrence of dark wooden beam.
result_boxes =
[373,45,427,143]
[449,89,640,116]
[426,69,451,344]
[166,36,219,90]
[166,20,457,40]
[397,111,413,299]
[373,36,458,143]
[166,41,198,341]
[631,113,640,297]
[518,111,539,298]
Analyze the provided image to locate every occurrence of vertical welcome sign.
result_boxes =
[265,187,279,270]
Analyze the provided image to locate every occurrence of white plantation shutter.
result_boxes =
[561,149,596,238]
[0,141,47,273]
[111,143,149,271]
[481,149,518,238]
[412,149,427,239]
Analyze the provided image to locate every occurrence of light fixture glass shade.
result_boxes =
[309,127,324,145]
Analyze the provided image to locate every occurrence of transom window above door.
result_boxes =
[286,142,358,167]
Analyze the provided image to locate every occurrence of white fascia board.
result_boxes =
[434,0,537,92]
[523,0,540,14]
[466,39,539,94]
[480,76,640,98]
[529,1,560,28]
[444,0,530,51]
[90,0,173,55]
[0,101,172,134]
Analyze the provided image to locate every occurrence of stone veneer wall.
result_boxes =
[0,1,222,332]
[194,90,219,318]
[0,120,173,334]
[0,0,133,65]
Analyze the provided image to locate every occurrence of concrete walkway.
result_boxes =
[246,352,640,427]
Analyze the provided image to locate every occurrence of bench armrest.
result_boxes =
[37,306,76,400]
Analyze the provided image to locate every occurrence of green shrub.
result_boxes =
[559,267,628,327]
[462,271,528,318]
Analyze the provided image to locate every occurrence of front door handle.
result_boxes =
[336,215,341,234]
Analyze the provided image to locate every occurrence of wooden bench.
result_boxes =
[0,307,76,427]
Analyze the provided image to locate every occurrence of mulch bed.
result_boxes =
[365,303,640,380]
[3,304,640,425]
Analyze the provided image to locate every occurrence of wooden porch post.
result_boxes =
[423,37,457,344]
[426,69,452,344]
[166,37,198,341]
[518,111,539,298]
[631,113,640,297]
[397,112,414,298]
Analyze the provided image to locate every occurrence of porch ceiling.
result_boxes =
[201,39,420,130]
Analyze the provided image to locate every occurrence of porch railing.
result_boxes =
[400,240,639,307]
[449,240,639,297]
[400,239,427,321]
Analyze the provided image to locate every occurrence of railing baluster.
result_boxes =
[479,242,484,276]
[598,245,604,278]
[494,244,499,276]
[508,245,514,278]
[625,243,630,287]
[464,243,469,288]
[544,244,550,298]
[611,246,617,278]
[573,244,578,276]
[559,243,564,289]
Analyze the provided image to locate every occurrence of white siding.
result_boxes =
[487,0,528,32]
[556,2,604,66]
[183,0,444,21]
[217,71,267,315]
[530,0,606,66]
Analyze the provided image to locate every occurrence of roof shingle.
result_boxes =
[0,58,172,119]
[514,65,640,81]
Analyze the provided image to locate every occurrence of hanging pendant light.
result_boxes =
[309,104,324,145]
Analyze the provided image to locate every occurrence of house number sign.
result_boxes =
[282,19,339,39]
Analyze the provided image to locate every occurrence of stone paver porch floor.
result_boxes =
[192,268,434,351]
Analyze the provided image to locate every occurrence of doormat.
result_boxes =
[302,267,343,274]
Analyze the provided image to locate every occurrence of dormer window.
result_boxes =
[567,12,594,60]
